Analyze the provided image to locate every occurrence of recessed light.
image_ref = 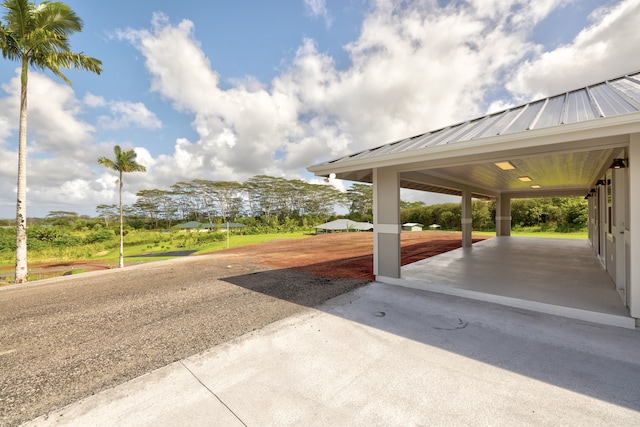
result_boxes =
[495,161,515,170]
[518,176,532,182]
[531,185,541,189]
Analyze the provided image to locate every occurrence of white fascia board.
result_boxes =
[307,113,640,176]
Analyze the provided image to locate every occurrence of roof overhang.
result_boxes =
[309,112,639,199]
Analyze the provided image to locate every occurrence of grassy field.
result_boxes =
[120,232,311,262]
[0,231,312,281]
[510,228,587,239]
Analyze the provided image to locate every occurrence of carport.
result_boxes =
[308,70,640,327]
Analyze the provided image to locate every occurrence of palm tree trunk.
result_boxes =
[119,171,124,268]
[15,59,29,284]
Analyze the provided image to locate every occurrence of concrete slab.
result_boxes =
[26,283,640,426]
[27,359,245,426]
[386,237,634,328]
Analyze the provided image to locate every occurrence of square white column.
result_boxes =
[628,134,640,319]
[462,190,472,247]
[496,194,511,237]
[373,167,401,279]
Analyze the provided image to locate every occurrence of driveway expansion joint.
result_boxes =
[179,360,248,427]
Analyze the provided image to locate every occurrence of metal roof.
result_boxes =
[313,71,640,169]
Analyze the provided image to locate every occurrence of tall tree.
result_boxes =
[346,183,373,221]
[96,204,119,228]
[98,146,146,268]
[1,0,102,283]
[134,189,174,229]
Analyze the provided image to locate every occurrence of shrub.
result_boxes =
[52,235,83,247]
[84,229,116,244]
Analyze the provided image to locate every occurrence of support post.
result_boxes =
[462,190,472,248]
[496,194,511,236]
[629,134,640,319]
[373,167,401,279]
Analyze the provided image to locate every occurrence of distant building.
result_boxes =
[177,221,245,232]
[402,223,423,231]
[314,219,373,234]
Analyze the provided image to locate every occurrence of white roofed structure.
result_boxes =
[314,219,373,232]
[308,70,640,327]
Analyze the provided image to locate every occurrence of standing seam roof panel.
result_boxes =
[457,114,503,141]
[565,90,598,123]
[448,115,499,142]
[502,100,546,134]
[391,133,435,153]
[607,77,640,107]
[391,135,432,153]
[435,120,487,145]
[590,83,637,116]
[473,107,525,139]
[531,95,565,129]
[418,123,468,147]
[396,125,460,151]
[313,71,640,169]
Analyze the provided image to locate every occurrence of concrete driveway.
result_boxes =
[26,282,640,426]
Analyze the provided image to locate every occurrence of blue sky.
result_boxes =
[1,0,639,218]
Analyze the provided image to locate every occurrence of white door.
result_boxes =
[613,167,627,305]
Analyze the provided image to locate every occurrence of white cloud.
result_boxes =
[112,1,549,190]
[97,101,162,130]
[0,71,96,159]
[84,93,161,130]
[83,92,107,108]
[304,0,333,27]
[507,0,640,100]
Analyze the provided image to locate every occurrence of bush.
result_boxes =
[195,232,226,243]
[52,235,83,247]
[27,226,63,243]
[0,236,15,252]
[84,229,116,244]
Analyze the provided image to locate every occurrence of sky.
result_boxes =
[1,0,640,218]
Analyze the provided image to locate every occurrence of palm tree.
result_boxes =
[1,0,102,283]
[98,146,147,268]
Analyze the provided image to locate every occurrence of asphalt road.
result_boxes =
[0,253,365,427]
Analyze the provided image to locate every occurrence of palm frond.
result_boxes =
[98,146,147,174]
[1,0,102,82]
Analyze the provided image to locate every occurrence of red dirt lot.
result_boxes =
[217,231,490,281]
[0,231,489,283]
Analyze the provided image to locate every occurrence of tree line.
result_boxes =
[93,176,374,230]
[400,197,588,232]
[0,180,588,234]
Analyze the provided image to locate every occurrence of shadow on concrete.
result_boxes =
[221,260,640,413]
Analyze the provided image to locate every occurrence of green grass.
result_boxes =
[0,231,312,270]
[117,231,311,263]
[510,229,587,239]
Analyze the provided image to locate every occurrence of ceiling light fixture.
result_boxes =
[495,161,515,170]
[531,185,541,189]
[518,176,532,182]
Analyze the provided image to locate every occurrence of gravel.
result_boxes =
[0,253,366,427]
